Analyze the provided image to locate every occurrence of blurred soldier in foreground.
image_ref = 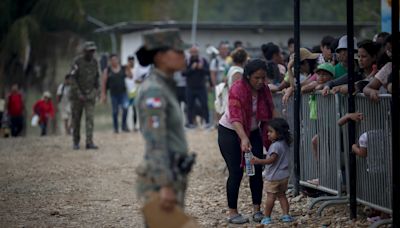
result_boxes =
[70,41,99,150]
[135,29,196,220]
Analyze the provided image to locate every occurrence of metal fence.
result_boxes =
[299,93,343,195]
[341,95,393,215]
[272,92,393,219]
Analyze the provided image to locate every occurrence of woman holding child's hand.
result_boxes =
[251,156,262,165]
[218,59,277,224]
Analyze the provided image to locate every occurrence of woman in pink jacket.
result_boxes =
[218,59,277,224]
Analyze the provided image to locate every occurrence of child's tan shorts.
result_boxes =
[265,178,289,194]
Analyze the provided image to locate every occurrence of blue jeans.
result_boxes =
[40,122,47,136]
[186,87,209,125]
[128,98,137,126]
[110,93,129,132]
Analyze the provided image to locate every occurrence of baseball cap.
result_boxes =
[43,91,51,98]
[83,41,97,51]
[316,63,335,78]
[335,35,358,53]
[206,46,219,55]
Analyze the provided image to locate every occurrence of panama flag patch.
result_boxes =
[146,97,162,109]
[150,116,160,128]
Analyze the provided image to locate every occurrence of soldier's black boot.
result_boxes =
[86,143,98,150]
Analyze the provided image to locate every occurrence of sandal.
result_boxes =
[261,216,272,225]
[228,214,249,224]
[281,214,293,222]
[252,211,264,223]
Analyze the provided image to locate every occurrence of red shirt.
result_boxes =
[7,92,24,117]
[33,99,54,123]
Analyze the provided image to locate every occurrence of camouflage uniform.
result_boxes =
[70,42,99,146]
[135,68,189,206]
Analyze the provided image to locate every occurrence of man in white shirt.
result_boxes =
[125,55,139,131]
[209,42,230,87]
[57,74,72,134]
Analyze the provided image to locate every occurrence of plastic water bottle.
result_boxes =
[244,151,255,176]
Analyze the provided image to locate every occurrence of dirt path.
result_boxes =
[0,129,372,227]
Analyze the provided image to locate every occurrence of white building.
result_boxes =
[95,21,377,64]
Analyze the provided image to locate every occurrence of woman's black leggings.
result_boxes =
[218,125,264,209]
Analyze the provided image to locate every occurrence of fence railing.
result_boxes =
[272,92,393,222]
[300,93,343,195]
[341,95,392,214]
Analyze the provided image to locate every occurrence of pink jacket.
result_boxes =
[228,79,274,153]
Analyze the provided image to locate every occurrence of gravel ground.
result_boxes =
[0,129,376,227]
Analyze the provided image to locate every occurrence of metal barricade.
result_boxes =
[298,93,342,193]
[273,92,393,223]
[303,93,343,191]
[273,93,343,199]
[299,93,319,188]
[326,94,393,227]
[298,93,348,214]
[342,95,392,216]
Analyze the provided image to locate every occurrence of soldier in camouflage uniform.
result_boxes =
[70,41,99,150]
[135,29,195,214]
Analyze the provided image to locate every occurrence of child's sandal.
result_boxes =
[281,214,293,222]
[261,216,273,224]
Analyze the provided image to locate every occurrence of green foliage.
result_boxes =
[81,0,380,24]
[0,0,85,91]
[31,0,85,31]
[2,16,40,62]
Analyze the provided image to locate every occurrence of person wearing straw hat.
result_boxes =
[281,48,319,104]
[69,41,100,150]
[134,29,196,221]
[33,91,55,136]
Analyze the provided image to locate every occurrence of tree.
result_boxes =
[0,0,85,94]
[81,0,380,24]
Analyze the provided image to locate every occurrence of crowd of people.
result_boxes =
[1,31,393,139]
[0,28,395,225]
[130,29,395,225]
